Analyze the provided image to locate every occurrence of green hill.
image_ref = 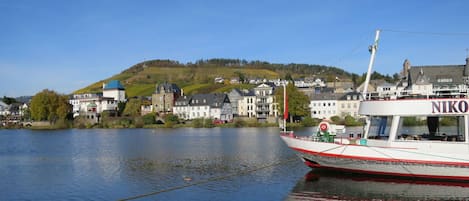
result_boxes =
[74,58,357,97]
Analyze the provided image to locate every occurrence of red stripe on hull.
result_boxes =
[315,165,469,181]
[291,146,469,167]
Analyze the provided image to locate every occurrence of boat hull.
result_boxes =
[281,135,469,181]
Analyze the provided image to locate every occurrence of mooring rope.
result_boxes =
[118,155,299,201]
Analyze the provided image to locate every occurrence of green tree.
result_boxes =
[275,83,310,123]
[301,116,317,127]
[142,113,156,125]
[123,99,141,117]
[344,115,361,126]
[330,116,342,124]
[164,114,179,128]
[117,102,126,116]
[2,96,17,105]
[30,89,71,123]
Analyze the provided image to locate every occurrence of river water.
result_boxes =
[1,127,469,200]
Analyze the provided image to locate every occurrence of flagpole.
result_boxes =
[283,81,287,133]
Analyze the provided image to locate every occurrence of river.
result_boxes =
[1,127,468,200]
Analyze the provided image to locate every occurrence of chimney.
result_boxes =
[403,59,411,77]
[102,82,106,89]
[465,57,469,76]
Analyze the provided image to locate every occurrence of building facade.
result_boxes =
[103,80,126,102]
[253,83,278,121]
[152,82,181,115]
[173,93,233,122]
[310,92,362,119]
[70,80,125,119]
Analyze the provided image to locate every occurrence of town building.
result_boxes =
[402,58,469,97]
[227,89,244,117]
[253,83,278,122]
[0,100,9,116]
[69,80,125,120]
[309,93,340,120]
[235,89,256,118]
[69,93,118,120]
[152,82,181,115]
[173,93,233,122]
[103,80,126,102]
[338,92,362,117]
[309,92,362,119]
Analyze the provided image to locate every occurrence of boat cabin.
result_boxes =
[360,98,469,144]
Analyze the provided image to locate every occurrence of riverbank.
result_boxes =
[1,115,363,130]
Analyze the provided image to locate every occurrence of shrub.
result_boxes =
[301,116,317,127]
[142,113,156,125]
[192,118,203,128]
[330,116,342,124]
[233,118,246,128]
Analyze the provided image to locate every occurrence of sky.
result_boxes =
[2,0,469,97]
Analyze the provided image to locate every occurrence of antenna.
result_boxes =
[466,48,468,58]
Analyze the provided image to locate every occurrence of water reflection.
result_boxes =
[0,128,305,201]
[287,170,469,200]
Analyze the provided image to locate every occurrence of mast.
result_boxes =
[363,29,380,138]
[362,29,380,100]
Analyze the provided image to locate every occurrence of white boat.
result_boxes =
[280,30,469,181]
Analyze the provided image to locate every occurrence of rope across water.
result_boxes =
[118,155,299,201]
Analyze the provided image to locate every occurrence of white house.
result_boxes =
[253,83,278,121]
[337,92,362,118]
[237,89,256,118]
[70,80,126,118]
[310,92,362,119]
[0,101,9,116]
[309,93,340,120]
[69,93,118,118]
[103,80,126,102]
[173,93,233,122]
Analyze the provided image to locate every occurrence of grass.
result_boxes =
[74,65,281,96]
[126,84,155,97]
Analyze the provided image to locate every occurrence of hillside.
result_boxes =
[73,58,358,97]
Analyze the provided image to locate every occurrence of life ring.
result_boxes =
[319,122,329,132]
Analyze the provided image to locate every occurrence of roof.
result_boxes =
[338,92,362,101]
[104,80,125,90]
[176,93,230,108]
[0,100,8,107]
[310,93,343,101]
[155,82,181,94]
[408,65,465,86]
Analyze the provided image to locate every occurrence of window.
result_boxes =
[396,116,465,142]
[367,116,392,140]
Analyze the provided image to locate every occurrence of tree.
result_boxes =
[30,89,71,123]
[123,99,141,117]
[2,96,17,105]
[142,113,156,125]
[275,83,310,122]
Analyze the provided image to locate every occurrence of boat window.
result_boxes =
[367,116,392,140]
[396,116,465,142]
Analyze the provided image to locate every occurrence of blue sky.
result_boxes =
[2,0,469,97]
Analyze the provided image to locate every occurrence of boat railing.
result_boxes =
[282,132,368,145]
[367,89,469,100]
